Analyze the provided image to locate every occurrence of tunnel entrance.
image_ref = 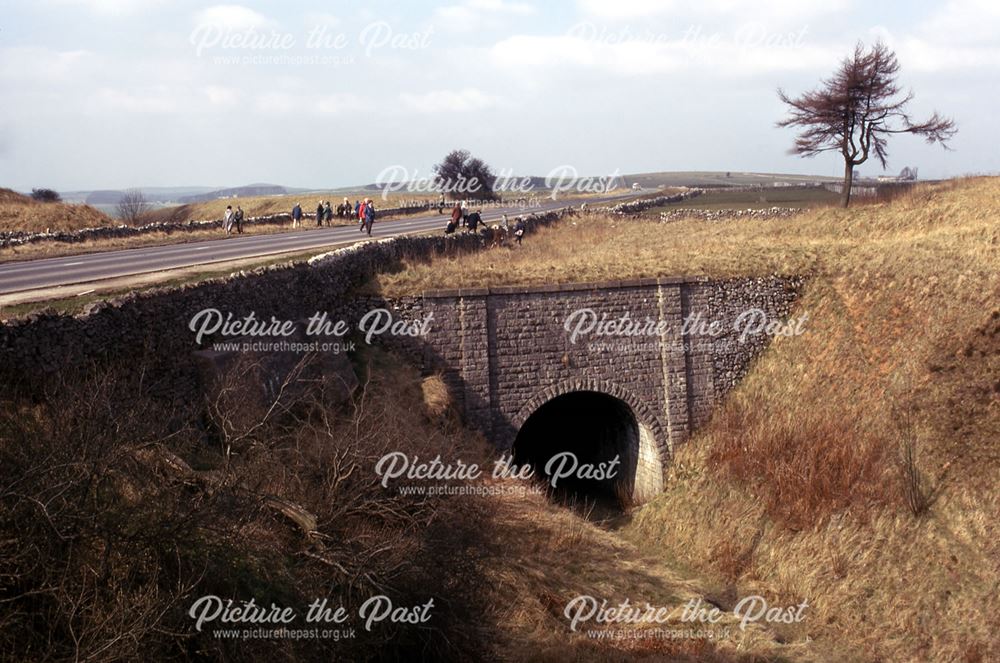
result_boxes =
[512,391,641,513]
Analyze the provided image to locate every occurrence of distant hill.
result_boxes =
[72,187,216,205]
[75,184,311,206]
[177,183,312,203]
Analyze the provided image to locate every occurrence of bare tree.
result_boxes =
[116,188,149,225]
[433,149,497,201]
[777,41,956,207]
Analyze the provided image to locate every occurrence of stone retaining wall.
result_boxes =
[347,274,803,454]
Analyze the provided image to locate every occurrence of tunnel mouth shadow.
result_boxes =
[512,390,639,519]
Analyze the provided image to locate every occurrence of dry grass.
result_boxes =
[372,176,1000,661]
[373,177,998,295]
[0,188,112,233]
[421,373,454,421]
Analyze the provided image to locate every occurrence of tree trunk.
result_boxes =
[841,160,854,208]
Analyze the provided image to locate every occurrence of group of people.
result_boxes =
[288,198,377,235]
[224,197,527,245]
[445,203,526,245]
[223,205,244,235]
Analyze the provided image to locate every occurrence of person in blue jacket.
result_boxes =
[362,198,375,236]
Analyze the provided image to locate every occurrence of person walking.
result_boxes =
[513,217,526,245]
[357,199,367,232]
[291,202,302,228]
[223,205,234,235]
[363,198,375,236]
[234,205,245,234]
[466,210,482,233]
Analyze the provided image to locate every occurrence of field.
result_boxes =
[648,185,841,211]
[623,170,842,189]
[366,177,1000,660]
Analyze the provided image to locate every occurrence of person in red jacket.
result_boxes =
[357,199,367,232]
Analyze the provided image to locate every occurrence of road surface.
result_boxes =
[0,192,640,296]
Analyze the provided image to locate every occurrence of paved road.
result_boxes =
[0,192,641,295]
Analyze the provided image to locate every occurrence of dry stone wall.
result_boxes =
[0,211,565,398]
[0,204,432,248]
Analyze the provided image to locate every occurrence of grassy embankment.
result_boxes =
[0,188,111,233]
[368,177,1000,662]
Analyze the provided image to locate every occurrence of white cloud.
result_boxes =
[489,31,840,77]
[44,0,162,15]
[887,35,1000,73]
[203,85,240,108]
[85,86,180,113]
[399,87,502,112]
[916,0,1000,45]
[0,47,94,82]
[433,0,536,31]
[576,0,851,26]
[253,92,370,115]
[194,5,273,31]
[304,11,341,29]
[314,94,370,114]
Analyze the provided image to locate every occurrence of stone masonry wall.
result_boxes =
[352,275,803,468]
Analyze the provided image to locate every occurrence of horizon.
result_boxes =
[1,0,997,190]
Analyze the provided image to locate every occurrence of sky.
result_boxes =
[0,0,997,191]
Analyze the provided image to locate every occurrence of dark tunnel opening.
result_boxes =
[512,391,637,512]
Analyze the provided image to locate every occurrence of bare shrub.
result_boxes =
[421,373,453,420]
[116,188,149,225]
[891,409,949,518]
[1,351,502,661]
[29,188,61,202]
[707,399,895,529]
[0,367,208,660]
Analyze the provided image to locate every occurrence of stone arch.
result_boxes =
[511,378,668,504]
